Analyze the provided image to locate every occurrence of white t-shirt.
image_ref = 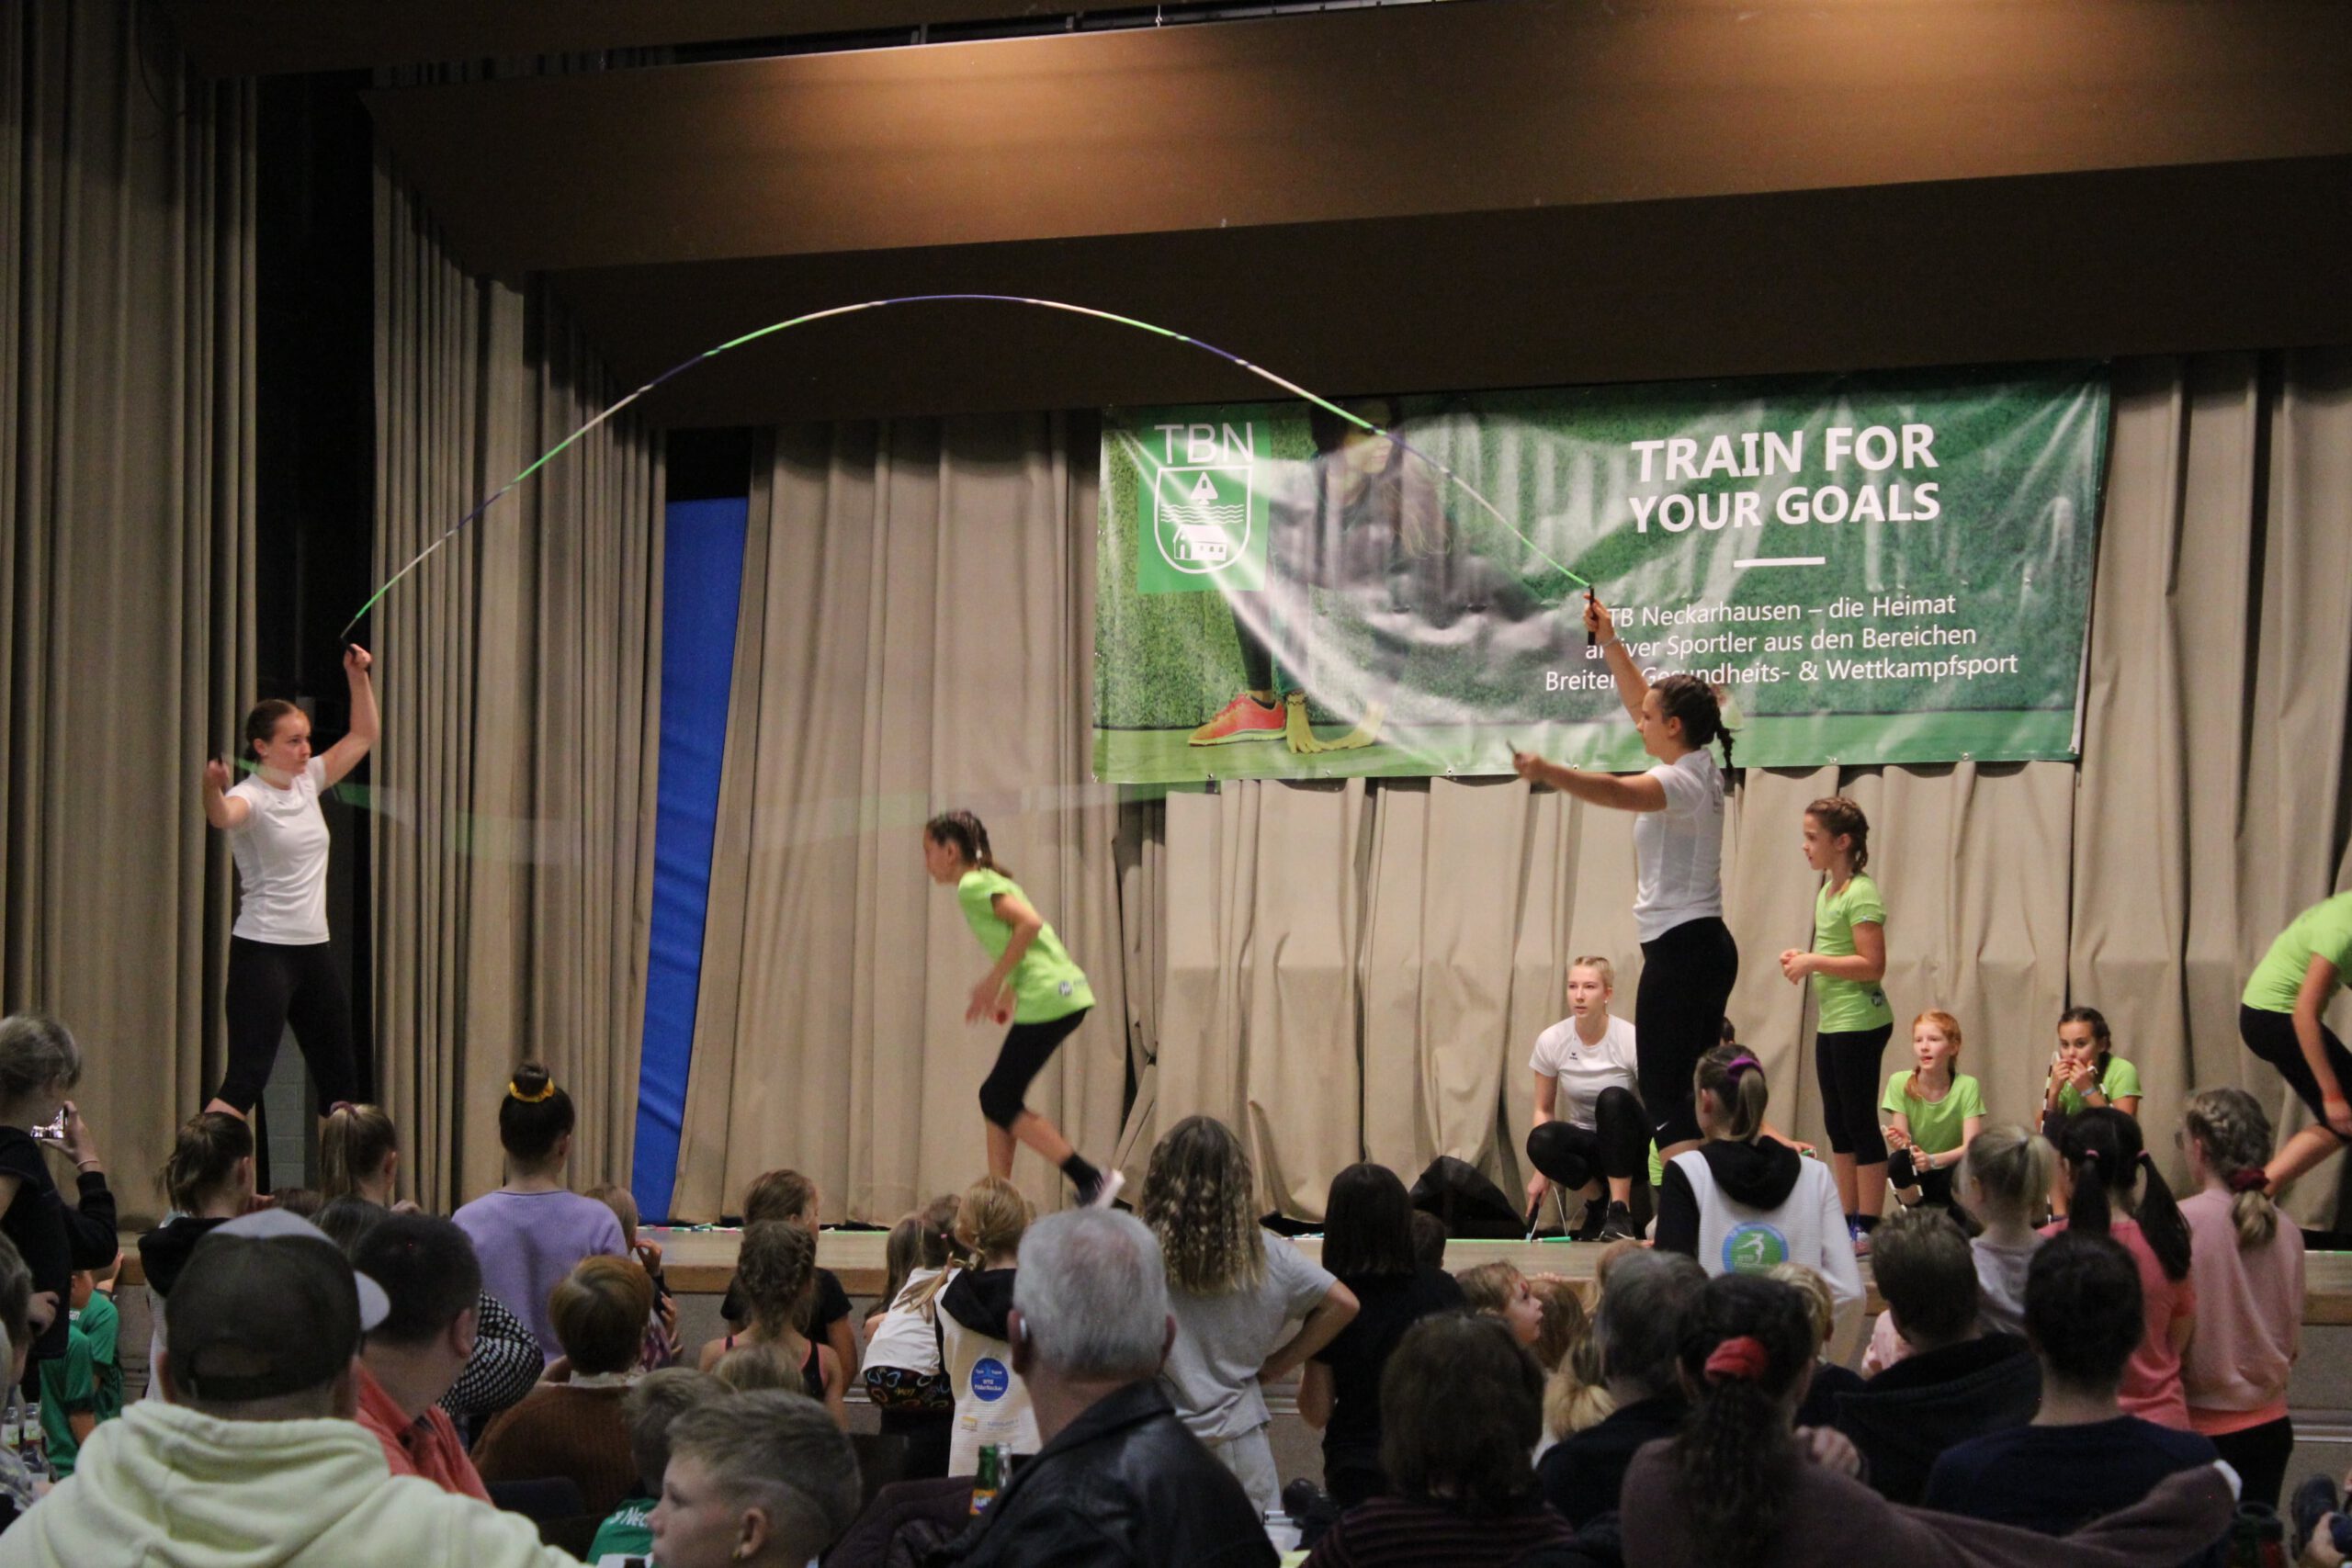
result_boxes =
[226,757,333,944]
[1529,1013,1641,1129]
[864,1266,946,1375]
[1631,749,1724,943]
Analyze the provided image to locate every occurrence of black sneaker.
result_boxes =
[1597,1201,1638,1242]
[1571,1201,1607,1243]
[2290,1474,2342,1555]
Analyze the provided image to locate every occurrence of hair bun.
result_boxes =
[507,1064,556,1102]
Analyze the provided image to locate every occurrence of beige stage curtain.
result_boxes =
[673,416,1128,1224]
[0,3,254,1220]
[370,172,663,1211]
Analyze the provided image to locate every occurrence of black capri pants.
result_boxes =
[978,1008,1089,1129]
[2241,1003,2352,1137]
[1527,1086,1649,1190]
[218,937,360,1116]
[1636,916,1740,1147]
[1815,1023,1894,1162]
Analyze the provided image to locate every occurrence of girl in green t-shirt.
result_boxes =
[922,810,1118,1207]
[2042,1006,2143,1131]
[1882,1009,1986,1213]
[1781,795,1894,1250]
[2238,890,2352,1193]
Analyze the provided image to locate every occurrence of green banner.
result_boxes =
[1094,367,2109,784]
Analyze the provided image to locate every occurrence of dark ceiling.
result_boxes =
[172,0,2352,425]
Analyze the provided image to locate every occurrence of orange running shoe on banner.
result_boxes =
[1187,693,1285,746]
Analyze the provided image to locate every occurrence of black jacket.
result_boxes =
[1832,1333,2041,1506]
[926,1380,1276,1568]
[1537,1393,1689,1529]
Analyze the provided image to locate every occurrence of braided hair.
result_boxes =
[1668,1275,1815,1560]
[2183,1087,2281,1250]
[1651,674,1735,770]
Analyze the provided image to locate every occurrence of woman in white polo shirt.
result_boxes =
[198,645,378,1119]
[1523,955,1644,1241]
[1513,594,1737,1163]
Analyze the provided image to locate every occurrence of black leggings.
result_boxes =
[1886,1149,1957,1212]
[218,937,359,1116]
[2240,1004,2352,1135]
[2210,1415,2294,1510]
[1527,1087,1648,1190]
[1816,1024,1894,1162]
[978,1009,1088,1129]
[1636,917,1739,1147]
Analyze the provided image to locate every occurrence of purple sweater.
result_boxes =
[451,1189,626,1360]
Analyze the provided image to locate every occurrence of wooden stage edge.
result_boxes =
[109,1227,2352,1325]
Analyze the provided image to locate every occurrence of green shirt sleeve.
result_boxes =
[1844,875,1886,930]
[1955,1075,1987,1119]
[79,1294,117,1368]
[2317,906,2352,975]
[1880,1073,1907,1117]
[2103,1057,2143,1101]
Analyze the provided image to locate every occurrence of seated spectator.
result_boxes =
[1409,1210,1448,1270]
[1924,1231,2222,1550]
[1542,1324,1611,1449]
[1538,1249,1705,1529]
[586,1182,680,1369]
[1769,1261,1863,1431]
[450,1064,627,1363]
[695,1221,847,1426]
[0,1234,43,1529]
[649,1389,862,1568]
[713,1342,801,1393]
[591,1367,721,1563]
[1656,1045,1863,1341]
[347,1212,493,1500]
[1302,1162,1466,1508]
[1305,1315,1579,1567]
[40,1261,122,1479]
[1619,1272,2233,1567]
[1831,1206,2039,1504]
[269,1187,322,1220]
[862,1192,965,1480]
[4,1207,579,1567]
[318,1101,410,1211]
[1457,1261,1544,1351]
[1143,1116,1357,1512]
[939,1175,1037,1472]
[720,1168,861,1382]
[2044,1107,2196,1427]
[137,1111,255,1396]
[1868,1125,2051,1374]
[476,1254,654,1514]
[928,1208,1274,1567]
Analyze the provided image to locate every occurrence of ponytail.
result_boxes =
[2056,1107,2190,1281]
[160,1112,254,1213]
[1961,1124,2054,1227]
[2184,1087,2281,1251]
[1669,1275,1812,1561]
[317,1102,398,1205]
[924,809,1012,880]
[1693,1044,1770,1143]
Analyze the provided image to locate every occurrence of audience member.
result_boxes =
[450,1064,627,1362]
[347,1212,492,1500]
[0,1015,117,1371]
[39,1261,122,1478]
[2044,1107,2195,1427]
[269,1187,322,1219]
[476,1253,654,1514]
[1770,1261,1864,1429]
[1304,1315,1579,1567]
[695,1221,846,1425]
[1538,1250,1705,1529]
[1619,1272,2236,1567]
[2178,1087,2303,1507]
[1656,1043,1862,1337]
[720,1168,861,1382]
[586,1182,680,1370]
[589,1367,720,1564]
[1831,1207,2039,1505]
[138,1110,255,1398]
[1924,1231,2221,1546]
[1144,1115,1358,1512]
[1,1208,581,1567]
[0,1235,41,1529]
[1867,1124,2052,1373]
[1458,1261,1545,1349]
[649,1390,862,1568]
[1529,1275,1589,1375]
[862,1192,965,1479]
[317,1101,409,1210]
[712,1341,799,1392]
[1408,1210,1448,1271]
[939,1174,1037,1472]
[1882,1010,1987,1213]
[1301,1161,1466,1508]
[927,1208,1275,1568]
[1541,1319,1612,1448]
